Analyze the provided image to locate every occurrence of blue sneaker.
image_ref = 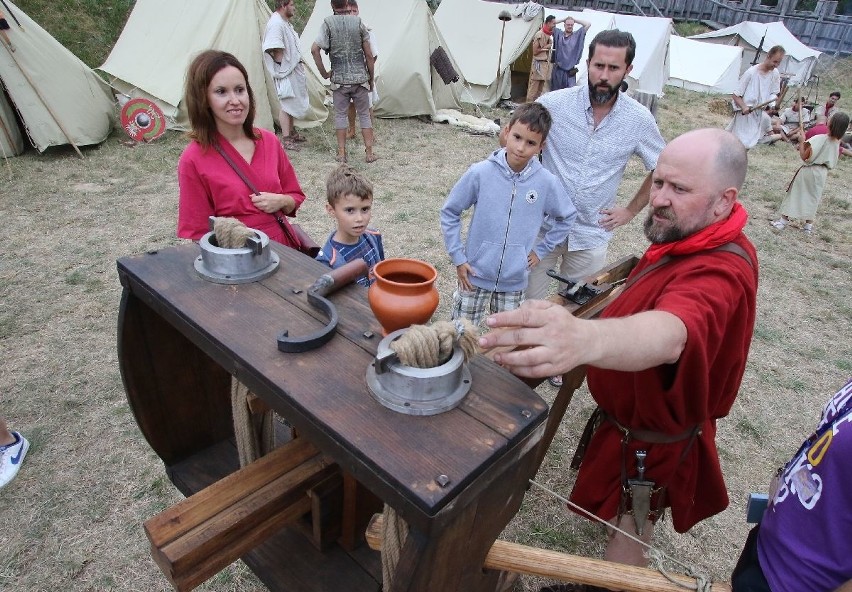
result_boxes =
[0,431,29,489]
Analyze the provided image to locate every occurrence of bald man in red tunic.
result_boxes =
[480,128,758,585]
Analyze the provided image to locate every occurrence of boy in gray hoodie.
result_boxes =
[441,103,576,326]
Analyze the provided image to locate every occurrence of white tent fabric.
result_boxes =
[435,0,542,106]
[549,9,671,96]
[667,35,743,94]
[609,13,671,97]
[690,21,821,85]
[100,0,327,132]
[300,0,466,118]
[435,2,671,104]
[0,0,113,155]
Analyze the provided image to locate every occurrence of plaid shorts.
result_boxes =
[451,286,524,327]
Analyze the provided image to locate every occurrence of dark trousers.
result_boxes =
[731,525,772,592]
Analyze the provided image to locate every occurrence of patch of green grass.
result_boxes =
[673,21,712,37]
[835,358,852,372]
[736,417,764,442]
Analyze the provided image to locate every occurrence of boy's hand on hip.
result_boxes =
[527,252,540,268]
[456,263,474,291]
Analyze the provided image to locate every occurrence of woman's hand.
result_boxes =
[251,192,296,214]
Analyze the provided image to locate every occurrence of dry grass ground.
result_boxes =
[0,68,850,590]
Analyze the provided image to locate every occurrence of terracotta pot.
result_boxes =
[368,258,439,335]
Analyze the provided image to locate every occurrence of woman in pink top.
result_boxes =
[177,50,306,247]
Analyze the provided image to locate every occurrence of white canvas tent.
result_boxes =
[690,21,821,85]
[0,0,113,156]
[609,12,671,97]
[435,0,543,106]
[548,9,671,96]
[100,0,327,132]
[435,2,671,105]
[300,0,467,118]
[667,36,743,94]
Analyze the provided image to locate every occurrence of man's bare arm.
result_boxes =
[311,43,329,79]
[478,301,687,378]
[574,17,592,29]
[599,171,653,231]
[362,39,375,89]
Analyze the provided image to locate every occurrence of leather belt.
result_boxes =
[603,411,702,444]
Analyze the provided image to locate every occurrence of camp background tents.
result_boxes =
[434,2,671,105]
[100,0,327,132]
[667,36,743,94]
[690,21,821,86]
[434,0,542,107]
[0,0,113,156]
[300,0,467,118]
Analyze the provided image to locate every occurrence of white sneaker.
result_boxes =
[0,431,29,489]
[770,219,786,230]
[802,224,813,235]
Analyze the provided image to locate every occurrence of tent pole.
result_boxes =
[3,45,85,158]
[497,21,507,80]
[0,0,22,29]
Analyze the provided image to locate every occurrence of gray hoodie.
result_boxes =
[441,148,576,292]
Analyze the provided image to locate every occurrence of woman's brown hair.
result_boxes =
[184,50,258,147]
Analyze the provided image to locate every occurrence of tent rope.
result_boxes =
[529,479,713,592]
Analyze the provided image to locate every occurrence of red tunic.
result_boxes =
[573,234,758,532]
[177,128,306,245]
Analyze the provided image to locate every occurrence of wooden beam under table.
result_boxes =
[366,514,732,592]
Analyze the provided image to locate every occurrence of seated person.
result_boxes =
[732,378,852,592]
[316,164,384,287]
[757,110,784,145]
[774,98,811,143]
[807,116,852,157]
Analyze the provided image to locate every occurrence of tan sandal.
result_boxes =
[291,131,308,143]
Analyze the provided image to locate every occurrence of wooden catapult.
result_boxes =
[117,243,730,591]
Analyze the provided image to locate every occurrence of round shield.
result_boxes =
[120,98,167,142]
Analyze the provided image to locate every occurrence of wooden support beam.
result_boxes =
[365,515,732,592]
[145,438,338,591]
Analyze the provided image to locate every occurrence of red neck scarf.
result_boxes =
[542,24,553,35]
[643,202,748,264]
[825,102,833,117]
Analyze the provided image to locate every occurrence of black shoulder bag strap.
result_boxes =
[212,143,303,248]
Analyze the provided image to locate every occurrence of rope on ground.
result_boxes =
[529,479,713,592]
[380,319,478,589]
[213,216,254,248]
[231,378,275,467]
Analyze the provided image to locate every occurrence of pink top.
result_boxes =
[177,128,306,245]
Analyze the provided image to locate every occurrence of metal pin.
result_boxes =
[435,474,451,488]
[521,409,532,418]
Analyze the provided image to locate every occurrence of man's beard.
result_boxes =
[643,207,689,244]
[588,78,621,105]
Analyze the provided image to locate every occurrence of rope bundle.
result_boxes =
[213,216,254,249]
[388,319,478,368]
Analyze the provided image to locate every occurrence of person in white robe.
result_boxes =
[262,0,310,151]
[726,46,785,149]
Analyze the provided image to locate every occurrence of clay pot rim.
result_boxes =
[372,258,438,286]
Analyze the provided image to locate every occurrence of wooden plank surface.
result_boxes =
[117,244,547,524]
